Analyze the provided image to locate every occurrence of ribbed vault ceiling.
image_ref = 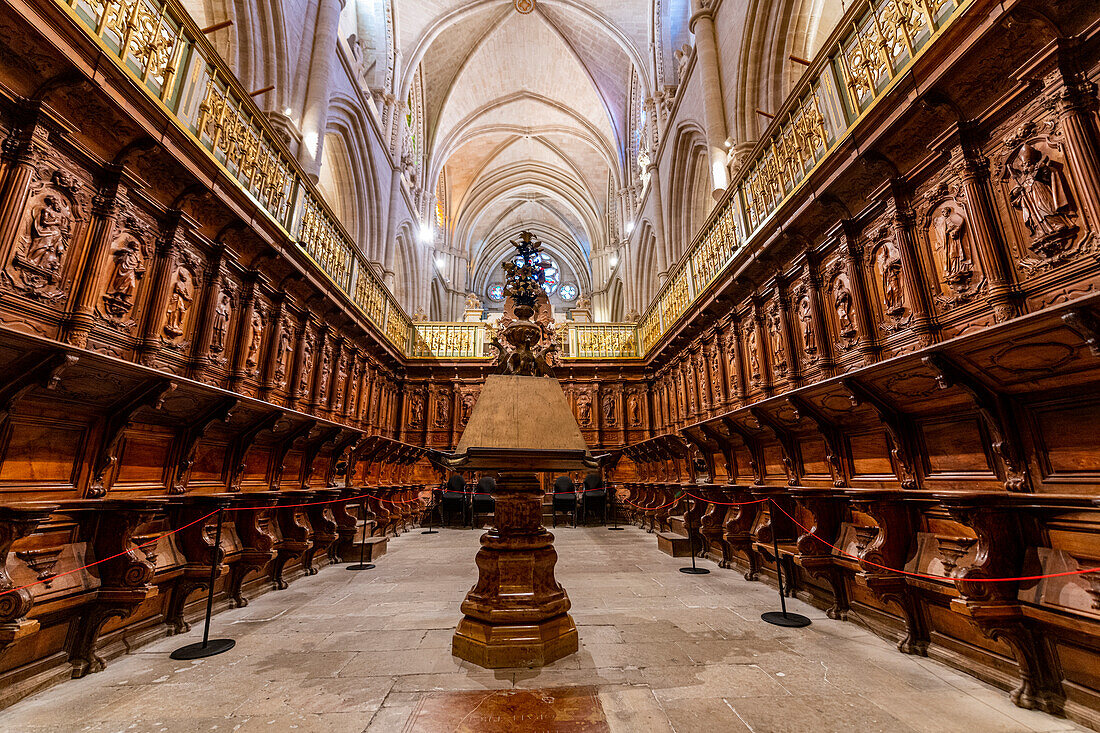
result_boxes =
[398,0,650,300]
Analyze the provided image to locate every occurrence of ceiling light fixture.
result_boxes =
[625,221,634,235]
[420,225,434,244]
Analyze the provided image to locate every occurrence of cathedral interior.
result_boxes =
[0,0,1099,730]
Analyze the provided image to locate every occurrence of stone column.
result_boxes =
[689,0,730,198]
[298,0,345,180]
[382,166,403,269]
[647,162,671,278]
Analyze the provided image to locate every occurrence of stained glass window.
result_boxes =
[559,284,578,301]
[487,284,505,302]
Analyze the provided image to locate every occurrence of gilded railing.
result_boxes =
[568,324,640,359]
[55,0,411,351]
[409,323,485,359]
[53,0,968,363]
[638,0,969,356]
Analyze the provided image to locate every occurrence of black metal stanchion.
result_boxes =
[171,508,235,659]
[679,496,709,575]
[761,508,811,627]
[347,498,375,571]
[608,486,623,530]
[423,492,438,534]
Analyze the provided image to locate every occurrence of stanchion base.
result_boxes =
[679,567,710,574]
[346,563,376,571]
[422,529,439,534]
[607,527,625,531]
[170,638,235,660]
[761,611,812,627]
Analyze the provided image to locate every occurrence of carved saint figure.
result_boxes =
[410,393,424,426]
[877,243,905,315]
[298,335,314,393]
[628,393,640,426]
[747,329,761,381]
[833,278,856,336]
[577,392,592,426]
[435,396,449,428]
[603,395,616,426]
[768,312,786,372]
[333,357,348,411]
[24,194,71,274]
[348,364,361,414]
[211,290,231,353]
[460,392,477,426]
[163,267,194,338]
[245,310,263,372]
[798,296,816,354]
[274,325,292,384]
[317,347,332,401]
[1004,139,1076,247]
[931,205,972,284]
[102,237,145,317]
[675,43,692,83]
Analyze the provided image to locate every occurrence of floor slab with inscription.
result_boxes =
[404,686,608,732]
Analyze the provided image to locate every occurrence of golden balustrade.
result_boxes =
[55,0,410,351]
[568,324,641,359]
[637,0,968,357]
[52,0,969,363]
[409,323,485,359]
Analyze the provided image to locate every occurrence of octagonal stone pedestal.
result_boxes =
[452,472,578,669]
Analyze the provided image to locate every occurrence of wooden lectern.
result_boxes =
[447,373,593,668]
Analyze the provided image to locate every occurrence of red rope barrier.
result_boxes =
[766,498,1100,583]
[4,489,420,595]
[683,491,770,507]
[5,509,220,596]
[620,492,684,511]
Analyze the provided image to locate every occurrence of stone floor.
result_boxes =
[0,525,1087,733]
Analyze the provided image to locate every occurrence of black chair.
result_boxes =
[551,475,578,528]
[472,476,496,525]
[580,472,607,525]
[440,474,468,527]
